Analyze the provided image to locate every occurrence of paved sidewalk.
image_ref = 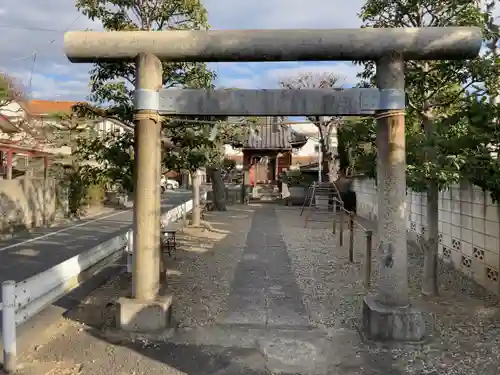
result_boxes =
[10,204,500,375]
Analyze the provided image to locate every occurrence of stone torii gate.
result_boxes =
[64,27,481,340]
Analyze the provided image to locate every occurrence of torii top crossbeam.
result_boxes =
[64,27,482,63]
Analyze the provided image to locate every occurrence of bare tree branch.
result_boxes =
[279,71,345,181]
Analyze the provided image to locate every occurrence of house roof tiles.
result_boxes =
[242,117,307,150]
[25,100,76,116]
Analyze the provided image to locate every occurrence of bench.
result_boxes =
[200,200,213,219]
[160,223,181,256]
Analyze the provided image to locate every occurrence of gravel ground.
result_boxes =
[166,205,255,327]
[63,204,256,330]
[275,206,500,375]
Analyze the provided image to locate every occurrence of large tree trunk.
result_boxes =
[181,171,189,189]
[327,158,338,182]
[240,168,250,204]
[210,168,227,211]
[191,170,202,226]
[422,184,439,295]
[422,115,439,296]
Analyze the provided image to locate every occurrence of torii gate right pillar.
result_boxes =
[361,54,424,341]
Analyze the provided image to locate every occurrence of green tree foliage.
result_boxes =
[163,116,251,210]
[76,130,135,193]
[346,0,500,190]
[73,0,221,195]
[45,111,98,151]
[43,110,106,216]
[163,117,226,173]
[459,100,500,202]
[337,117,375,176]
[222,157,236,175]
[353,0,500,193]
[75,0,215,123]
[344,0,500,296]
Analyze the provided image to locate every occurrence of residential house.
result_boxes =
[0,99,132,179]
[288,120,339,174]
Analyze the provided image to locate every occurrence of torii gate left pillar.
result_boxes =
[64,27,481,337]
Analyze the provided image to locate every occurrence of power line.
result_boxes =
[0,24,65,32]
[0,15,82,62]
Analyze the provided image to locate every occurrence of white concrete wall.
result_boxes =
[95,119,127,136]
[224,144,242,157]
[0,101,23,117]
[292,138,320,157]
[354,178,500,294]
[0,178,67,233]
[289,121,338,160]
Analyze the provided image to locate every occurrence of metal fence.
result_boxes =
[1,194,205,373]
[332,201,374,290]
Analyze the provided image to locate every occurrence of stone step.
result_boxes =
[160,324,363,375]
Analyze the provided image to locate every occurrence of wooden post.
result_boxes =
[132,53,163,301]
[364,230,373,289]
[339,209,344,247]
[349,213,354,262]
[43,156,48,180]
[332,199,337,234]
[191,169,202,226]
[6,150,12,180]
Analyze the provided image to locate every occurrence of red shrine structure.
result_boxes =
[239,117,307,186]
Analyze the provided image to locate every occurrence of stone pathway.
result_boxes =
[218,207,309,328]
[10,204,500,375]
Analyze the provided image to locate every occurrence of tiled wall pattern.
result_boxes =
[353,178,500,294]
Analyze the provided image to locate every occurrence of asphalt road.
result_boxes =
[0,189,191,289]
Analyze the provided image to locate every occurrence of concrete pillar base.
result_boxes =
[361,295,425,342]
[116,295,173,332]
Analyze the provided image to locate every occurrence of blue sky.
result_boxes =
[0,0,495,102]
[0,0,366,101]
[211,61,363,89]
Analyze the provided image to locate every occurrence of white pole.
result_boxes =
[318,143,322,183]
[126,230,133,273]
[2,280,17,373]
[182,203,187,225]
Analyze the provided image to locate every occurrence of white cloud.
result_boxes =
[213,62,363,90]
[0,0,100,100]
[0,0,363,100]
[3,0,498,102]
[263,63,363,87]
[204,0,364,29]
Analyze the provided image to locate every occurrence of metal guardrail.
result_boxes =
[331,198,374,290]
[1,194,205,373]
